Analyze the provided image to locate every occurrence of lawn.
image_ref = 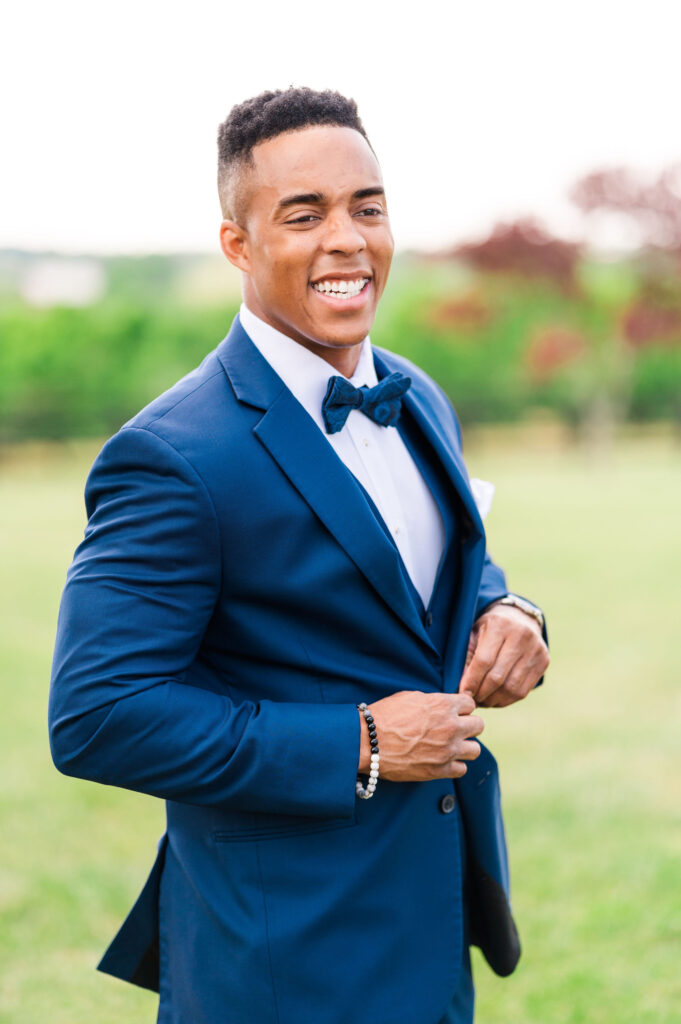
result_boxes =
[0,431,679,1023]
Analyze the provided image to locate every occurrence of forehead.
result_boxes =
[248,125,382,200]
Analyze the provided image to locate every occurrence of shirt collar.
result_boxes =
[238,302,377,431]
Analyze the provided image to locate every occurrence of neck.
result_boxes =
[296,338,362,378]
[241,297,366,378]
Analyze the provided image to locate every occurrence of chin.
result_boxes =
[313,318,374,349]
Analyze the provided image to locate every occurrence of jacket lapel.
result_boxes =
[373,348,489,684]
[217,317,436,651]
[372,347,485,540]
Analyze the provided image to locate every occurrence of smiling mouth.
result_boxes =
[311,277,370,300]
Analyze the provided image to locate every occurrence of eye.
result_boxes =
[287,214,321,224]
[357,206,384,217]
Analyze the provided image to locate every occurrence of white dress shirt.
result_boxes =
[239,304,446,609]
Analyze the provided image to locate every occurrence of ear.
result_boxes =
[219,220,250,272]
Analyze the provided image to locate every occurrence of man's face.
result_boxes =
[221,125,394,360]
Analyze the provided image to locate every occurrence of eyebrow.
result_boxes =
[276,186,385,211]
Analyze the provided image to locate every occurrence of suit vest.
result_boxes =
[353,403,462,662]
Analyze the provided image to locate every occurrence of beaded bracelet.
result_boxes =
[356,702,379,799]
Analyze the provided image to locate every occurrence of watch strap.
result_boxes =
[496,594,545,630]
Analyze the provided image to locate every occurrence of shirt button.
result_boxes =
[439,794,456,814]
[393,525,400,535]
[362,438,369,447]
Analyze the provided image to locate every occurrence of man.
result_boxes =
[49,88,549,1024]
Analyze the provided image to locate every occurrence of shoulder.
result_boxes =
[83,344,239,510]
[125,346,229,437]
[107,339,251,466]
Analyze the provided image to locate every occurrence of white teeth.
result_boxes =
[312,277,369,299]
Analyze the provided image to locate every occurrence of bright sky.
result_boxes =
[3,0,680,254]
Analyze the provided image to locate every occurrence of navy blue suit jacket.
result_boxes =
[49,316,522,1024]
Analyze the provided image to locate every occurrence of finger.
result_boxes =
[464,625,480,667]
[458,739,482,761]
[482,648,550,707]
[461,713,485,739]
[459,622,504,698]
[480,690,515,708]
[452,692,477,716]
[474,642,524,705]
[506,659,542,700]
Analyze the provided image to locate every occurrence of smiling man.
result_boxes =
[49,88,549,1024]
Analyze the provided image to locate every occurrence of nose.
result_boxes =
[321,210,366,256]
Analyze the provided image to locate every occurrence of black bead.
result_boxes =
[371,743,379,752]
[368,726,377,737]
[365,715,374,724]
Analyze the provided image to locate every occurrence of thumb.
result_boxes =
[464,621,483,667]
[460,621,486,695]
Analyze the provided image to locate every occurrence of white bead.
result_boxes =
[367,783,376,793]
[370,754,380,764]
[369,770,378,779]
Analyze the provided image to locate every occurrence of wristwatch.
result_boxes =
[495,594,545,631]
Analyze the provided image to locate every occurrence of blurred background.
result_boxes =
[1,2,679,1022]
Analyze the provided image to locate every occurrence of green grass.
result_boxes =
[1,433,680,1023]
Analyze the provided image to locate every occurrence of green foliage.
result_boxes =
[0,301,238,441]
[372,258,681,428]
[1,252,681,441]
[629,344,681,420]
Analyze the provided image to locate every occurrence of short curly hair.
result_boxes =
[217,87,372,222]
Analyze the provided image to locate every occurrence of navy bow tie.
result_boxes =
[321,371,412,435]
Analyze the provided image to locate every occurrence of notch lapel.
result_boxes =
[217,318,437,651]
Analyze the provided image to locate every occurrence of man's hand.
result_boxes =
[459,603,550,708]
[357,691,484,780]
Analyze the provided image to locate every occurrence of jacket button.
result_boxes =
[425,611,433,627]
[439,793,456,814]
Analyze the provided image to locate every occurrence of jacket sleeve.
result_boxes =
[474,552,509,620]
[48,426,360,819]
